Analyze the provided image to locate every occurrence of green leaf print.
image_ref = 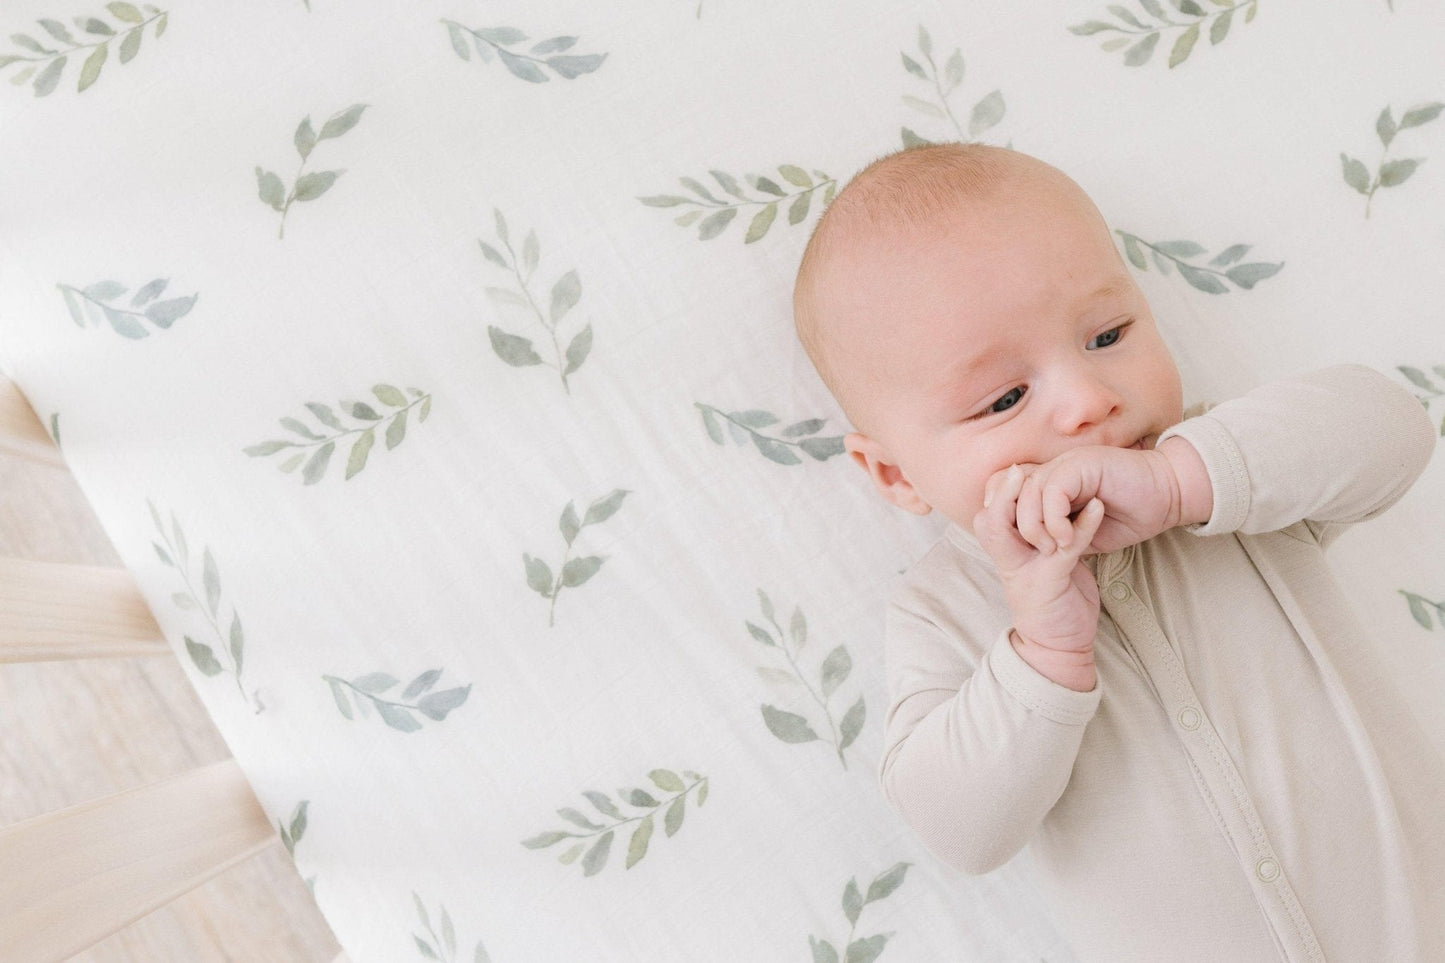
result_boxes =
[277,800,309,856]
[323,668,471,732]
[1340,102,1442,218]
[255,103,367,239]
[243,384,432,484]
[1115,231,1283,294]
[411,892,492,963]
[524,489,629,626]
[1397,364,1445,436]
[479,210,593,392]
[640,166,836,243]
[695,403,845,465]
[149,499,261,712]
[1399,591,1444,631]
[522,768,708,876]
[56,278,197,339]
[899,25,1005,149]
[0,3,166,96]
[809,863,911,963]
[440,19,605,82]
[746,589,865,770]
[1070,0,1258,69]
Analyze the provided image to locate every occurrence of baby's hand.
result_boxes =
[1009,445,1188,556]
[972,464,1108,692]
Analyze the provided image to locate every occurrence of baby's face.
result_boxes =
[828,175,1183,533]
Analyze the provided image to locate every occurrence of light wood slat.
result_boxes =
[0,758,276,963]
[0,378,64,470]
[0,557,168,662]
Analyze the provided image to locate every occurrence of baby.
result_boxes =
[793,143,1443,961]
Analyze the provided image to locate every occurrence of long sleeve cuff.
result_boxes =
[987,628,1101,725]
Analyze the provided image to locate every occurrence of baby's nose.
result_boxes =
[1053,377,1121,436]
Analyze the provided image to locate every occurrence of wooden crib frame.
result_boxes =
[0,377,347,963]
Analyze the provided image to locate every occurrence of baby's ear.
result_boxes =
[844,433,932,516]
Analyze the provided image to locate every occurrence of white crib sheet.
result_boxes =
[2,2,1443,960]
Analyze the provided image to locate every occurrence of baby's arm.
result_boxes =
[1154,364,1435,543]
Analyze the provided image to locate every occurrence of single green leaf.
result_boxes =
[761,704,820,743]
[1122,32,1159,66]
[523,554,554,596]
[1376,107,1397,148]
[202,547,221,617]
[843,878,863,925]
[256,168,286,211]
[378,702,422,732]
[328,677,353,719]
[477,239,508,268]
[295,117,317,160]
[810,937,840,963]
[81,19,115,36]
[560,555,604,587]
[498,48,547,83]
[697,208,736,240]
[560,501,581,544]
[487,326,544,366]
[130,278,168,306]
[229,613,244,675]
[319,103,367,140]
[302,442,335,485]
[345,429,373,479]
[446,22,471,60]
[1153,240,1206,258]
[32,57,66,97]
[1120,233,1147,270]
[626,815,653,868]
[839,695,866,750]
[969,90,1005,137]
[745,203,776,244]
[1208,243,1250,267]
[582,489,628,527]
[1340,154,1371,194]
[778,164,812,188]
[753,435,802,465]
[402,668,442,699]
[558,807,604,830]
[521,830,570,849]
[1379,158,1421,188]
[564,324,592,377]
[1210,7,1233,44]
[745,621,776,647]
[418,685,471,721]
[294,170,340,202]
[38,19,74,44]
[649,769,684,792]
[145,295,196,327]
[581,831,613,876]
[844,934,889,963]
[1070,20,1117,36]
[78,43,107,93]
[531,36,577,55]
[1399,102,1444,129]
[584,790,622,819]
[1177,263,1228,294]
[1224,262,1283,289]
[108,2,143,22]
[1168,23,1199,67]
[384,410,407,450]
[546,53,605,79]
[820,645,852,696]
[799,436,846,461]
[290,800,309,843]
[549,270,581,324]
[185,637,223,676]
[663,795,685,837]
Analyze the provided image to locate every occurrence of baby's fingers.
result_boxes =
[1065,498,1106,559]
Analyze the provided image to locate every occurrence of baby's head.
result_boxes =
[794,143,1184,534]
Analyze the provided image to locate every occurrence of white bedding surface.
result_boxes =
[2,2,1442,959]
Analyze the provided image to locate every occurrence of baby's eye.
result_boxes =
[980,386,1025,416]
[1086,322,1130,350]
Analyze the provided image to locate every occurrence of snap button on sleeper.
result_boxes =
[1177,706,1201,730]
[1108,582,1130,601]
[1256,857,1280,882]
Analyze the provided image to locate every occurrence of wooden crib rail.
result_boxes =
[0,759,274,963]
[0,556,169,661]
[0,376,64,470]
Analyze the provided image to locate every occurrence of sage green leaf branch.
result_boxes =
[148,499,260,712]
[695,403,845,466]
[440,20,606,82]
[479,209,592,393]
[899,25,1004,149]
[411,892,492,963]
[809,862,912,963]
[1115,231,1283,294]
[1400,590,1444,632]
[524,489,629,627]
[522,768,709,877]
[243,384,432,485]
[255,103,367,239]
[745,589,865,771]
[1340,102,1442,218]
[323,668,471,733]
[640,166,836,243]
[278,800,309,856]
[1397,364,1445,435]
[0,3,166,97]
[1069,0,1258,69]
[56,277,196,339]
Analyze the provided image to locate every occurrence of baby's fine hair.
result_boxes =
[792,142,1026,421]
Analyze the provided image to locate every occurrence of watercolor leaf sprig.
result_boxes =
[148,500,260,712]
[809,863,911,963]
[640,166,836,243]
[1116,231,1283,293]
[696,403,846,466]
[57,277,196,339]
[256,103,367,239]
[479,210,592,393]
[243,385,432,485]
[412,893,492,963]
[441,21,605,82]
[746,589,865,770]
[1400,591,1444,632]
[324,668,471,733]
[523,769,709,877]
[1070,0,1258,69]
[1398,364,1445,435]
[1,3,166,96]
[524,489,629,627]
[900,25,1004,148]
[1341,102,1442,218]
